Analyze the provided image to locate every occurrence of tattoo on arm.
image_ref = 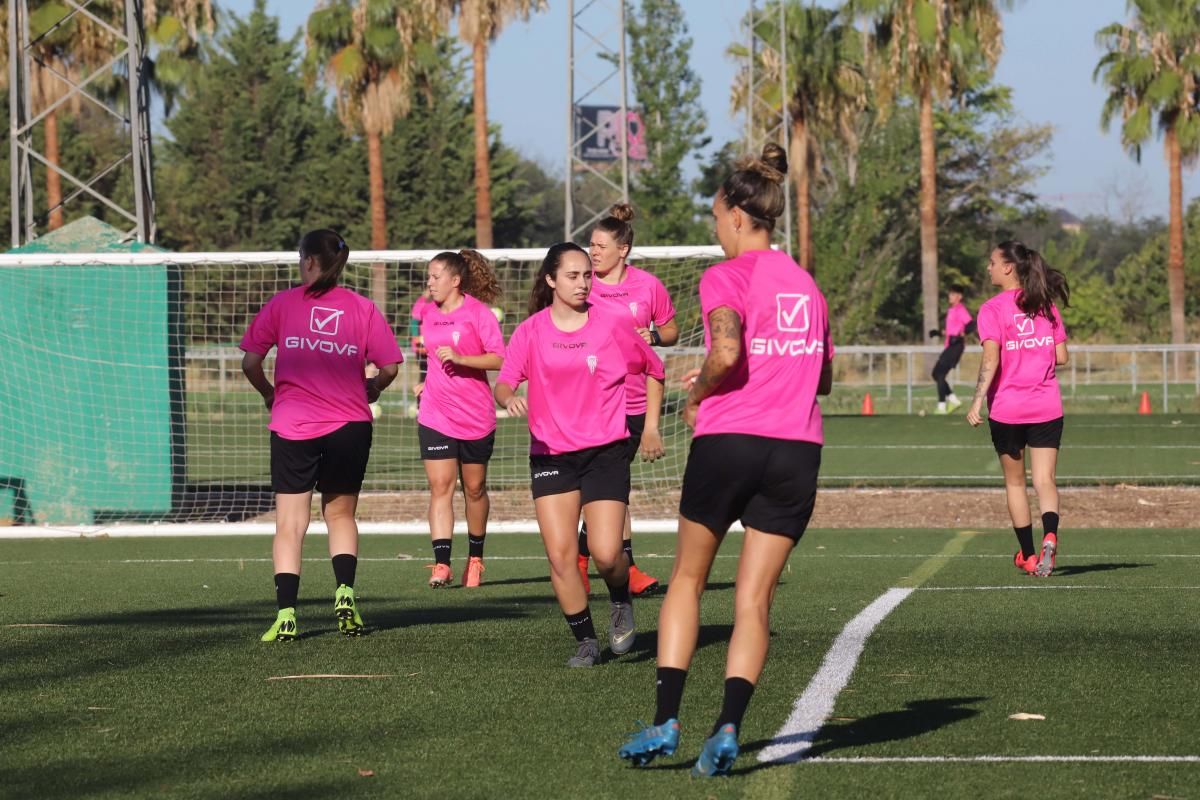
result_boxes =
[689,307,742,404]
[973,342,1000,401]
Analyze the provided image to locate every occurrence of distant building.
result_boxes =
[1054,208,1083,235]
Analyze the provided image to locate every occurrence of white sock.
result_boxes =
[937,402,947,411]
[947,393,959,404]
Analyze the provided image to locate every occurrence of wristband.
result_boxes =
[650,329,663,346]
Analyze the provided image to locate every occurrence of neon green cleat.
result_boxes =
[261,608,298,642]
[334,584,365,636]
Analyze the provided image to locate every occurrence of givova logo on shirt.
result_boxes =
[776,294,810,332]
[1007,313,1053,350]
[310,306,343,336]
[452,331,461,346]
[749,293,822,357]
[587,354,598,375]
[628,301,638,317]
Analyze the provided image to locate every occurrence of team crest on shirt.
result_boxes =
[775,294,810,332]
[587,354,598,375]
[628,301,638,317]
[1013,313,1035,337]
[452,331,461,346]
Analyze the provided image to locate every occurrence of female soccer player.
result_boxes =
[577,203,678,597]
[415,250,505,588]
[618,144,834,776]
[241,229,404,641]
[929,285,973,414]
[966,241,1070,578]
[495,243,666,668]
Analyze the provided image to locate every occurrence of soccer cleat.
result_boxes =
[463,556,485,588]
[1035,533,1057,578]
[567,637,600,668]
[1014,552,1038,575]
[577,554,591,593]
[261,608,298,642]
[933,406,949,415]
[334,584,364,636]
[628,564,660,596]
[427,563,453,588]
[609,601,636,655]
[618,719,680,766]
[947,397,963,413]
[691,724,739,777]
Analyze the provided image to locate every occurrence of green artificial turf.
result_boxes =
[2,528,1199,798]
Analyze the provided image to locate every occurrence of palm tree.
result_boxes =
[306,0,443,309]
[1095,0,1200,345]
[730,1,866,271]
[446,0,545,249]
[19,1,212,231]
[854,0,1006,339]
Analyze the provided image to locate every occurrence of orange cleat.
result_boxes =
[1014,552,1038,575]
[427,563,453,587]
[577,554,591,593]
[1035,533,1057,578]
[629,564,660,596]
[463,557,485,588]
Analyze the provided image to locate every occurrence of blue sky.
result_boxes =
[222,0,1198,220]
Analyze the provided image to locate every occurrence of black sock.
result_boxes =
[1041,512,1059,537]
[577,522,590,558]
[713,677,755,735]
[623,539,635,567]
[432,538,452,566]
[274,572,300,610]
[468,534,486,559]
[655,667,688,725]
[1014,524,1035,559]
[331,554,357,588]
[607,578,632,604]
[564,608,596,642]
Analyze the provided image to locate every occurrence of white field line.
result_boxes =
[826,444,1200,450]
[804,755,1200,764]
[757,587,915,764]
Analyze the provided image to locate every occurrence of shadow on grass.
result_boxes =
[620,624,736,664]
[1052,562,1152,577]
[732,696,986,774]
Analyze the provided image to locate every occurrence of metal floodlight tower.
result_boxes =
[745,0,792,255]
[565,0,631,242]
[8,0,156,246]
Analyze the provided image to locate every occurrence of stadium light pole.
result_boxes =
[745,0,792,256]
[565,0,632,242]
[7,0,156,246]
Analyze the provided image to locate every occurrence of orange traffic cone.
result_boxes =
[1138,391,1152,415]
[861,392,875,416]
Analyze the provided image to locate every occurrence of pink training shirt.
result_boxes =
[976,288,1067,424]
[588,265,676,415]
[693,249,833,445]
[945,302,973,346]
[497,307,666,455]
[241,285,405,440]
[418,294,506,440]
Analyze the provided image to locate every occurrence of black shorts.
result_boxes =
[989,416,1064,458]
[530,440,631,504]
[270,421,373,495]
[679,433,821,541]
[624,413,646,463]
[417,423,496,464]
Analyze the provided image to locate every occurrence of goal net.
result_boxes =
[0,246,721,526]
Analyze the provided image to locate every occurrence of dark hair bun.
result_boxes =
[609,203,635,223]
[749,143,787,185]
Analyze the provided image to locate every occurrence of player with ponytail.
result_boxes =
[240,229,404,641]
[416,250,506,588]
[967,240,1070,578]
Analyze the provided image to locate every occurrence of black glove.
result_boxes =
[928,329,941,338]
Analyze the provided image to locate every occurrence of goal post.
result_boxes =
[0,245,722,525]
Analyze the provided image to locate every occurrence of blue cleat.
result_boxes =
[691,724,739,777]
[618,719,680,766]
